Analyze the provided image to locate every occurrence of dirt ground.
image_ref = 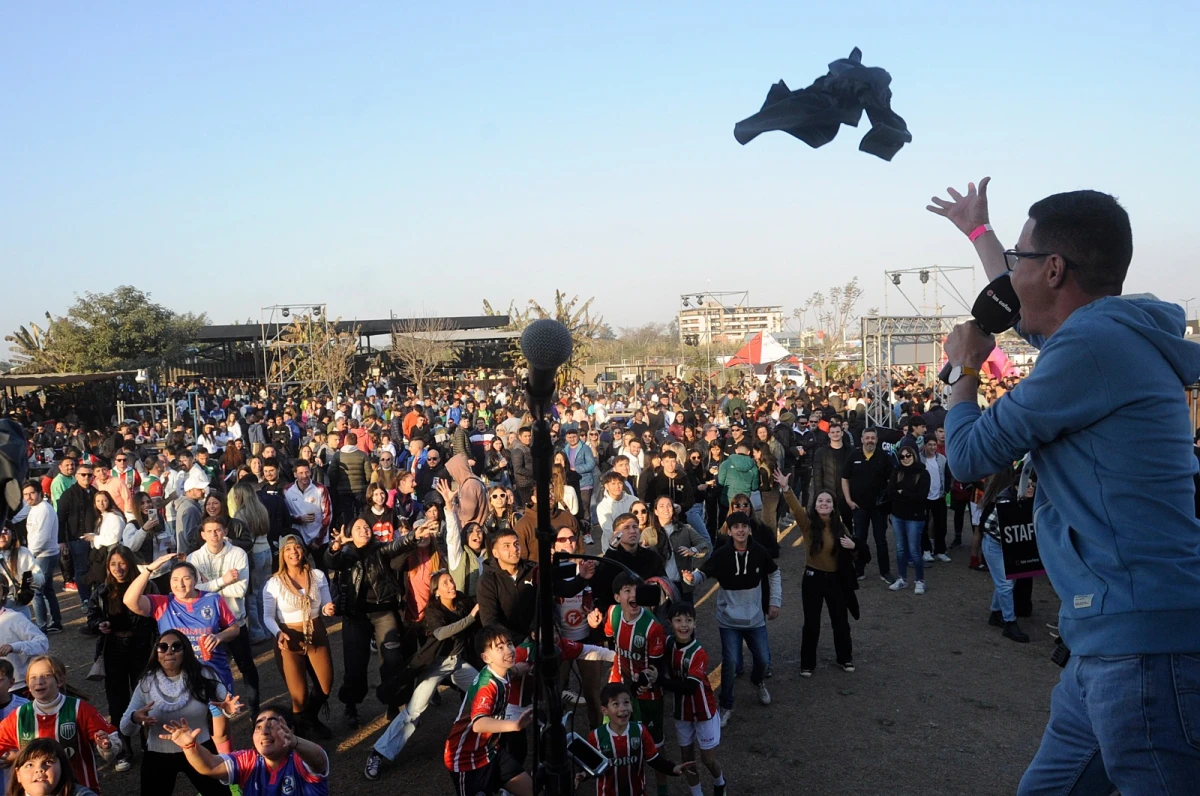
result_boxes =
[59,512,1062,796]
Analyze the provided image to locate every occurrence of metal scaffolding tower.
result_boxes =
[861,315,965,428]
[260,303,329,397]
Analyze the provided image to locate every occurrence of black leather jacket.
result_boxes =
[323,532,421,617]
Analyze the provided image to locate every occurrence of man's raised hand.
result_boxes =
[927,177,991,235]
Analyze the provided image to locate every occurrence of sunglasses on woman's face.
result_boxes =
[732,501,751,509]
[632,508,647,515]
[156,641,186,654]
[491,494,506,501]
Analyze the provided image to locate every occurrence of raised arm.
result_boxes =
[126,553,175,616]
[927,177,1007,283]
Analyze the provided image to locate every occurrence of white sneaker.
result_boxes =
[719,708,732,727]
[561,690,584,705]
[582,533,594,546]
[799,669,812,678]
[888,578,908,591]
[757,683,772,705]
[936,553,952,563]
[914,580,926,595]
[922,551,935,563]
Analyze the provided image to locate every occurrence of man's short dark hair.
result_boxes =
[911,417,927,429]
[1028,190,1132,296]
[668,601,696,621]
[261,457,280,471]
[518,426,532,436]
[23,480,42,496]
[489,526,518,551]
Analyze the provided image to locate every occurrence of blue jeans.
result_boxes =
[374,655,478,759]
[685,504,712,547]
[718,625,770,710]
[981,535,1015,622]
[1019,653,1200,794]
[32,554,62,628]
[892,517,925,582]
[246,547,273,642]
[67,539,93,604]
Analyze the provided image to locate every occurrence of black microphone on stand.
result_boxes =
[938,273,1023,383]
[519,319,574,796]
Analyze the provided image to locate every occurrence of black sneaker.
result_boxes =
[1003,621,1031,644]
[949,538,963,549]
[714,784,726,796]
[45,624,63,634]
[344,704,360,729]
[79,626,99,636]
[988,610,1005,628]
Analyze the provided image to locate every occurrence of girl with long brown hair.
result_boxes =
[262,535,335,740]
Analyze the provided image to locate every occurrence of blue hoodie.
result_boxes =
[947,296,1200,656]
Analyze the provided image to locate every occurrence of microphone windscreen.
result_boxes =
[521,319,574,370]
[972,273,1022,335]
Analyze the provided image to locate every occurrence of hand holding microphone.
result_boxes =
[939,272,1022,384]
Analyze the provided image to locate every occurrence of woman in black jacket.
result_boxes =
[86,545,157,771]
[888,443,931,594]
[362,569,480,779]
[323,517,437,728]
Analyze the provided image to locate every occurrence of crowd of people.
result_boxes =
[0,361,1047,796]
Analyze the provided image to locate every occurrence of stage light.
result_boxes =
[281,307,290,317]
[682,297,690,308]
[313,306,322,317]
[919,270,930,284]
[891,274,901,286]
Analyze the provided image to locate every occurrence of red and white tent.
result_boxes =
[725,331,793,367]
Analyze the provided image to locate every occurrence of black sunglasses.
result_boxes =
[156,641,187,654]
[731,501,751,508]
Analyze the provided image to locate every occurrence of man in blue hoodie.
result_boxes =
[932,179,1200,793]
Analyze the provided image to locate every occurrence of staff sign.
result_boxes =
[997,498,1045,579]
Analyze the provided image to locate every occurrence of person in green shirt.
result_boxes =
[50,455,78,510]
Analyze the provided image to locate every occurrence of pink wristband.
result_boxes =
[968,224,992,242]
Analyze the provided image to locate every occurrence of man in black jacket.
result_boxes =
[841,429,894,583]
[56,461,97,608]
[595,513,667,610]
[476,528,538,643]
[258,459,294,555]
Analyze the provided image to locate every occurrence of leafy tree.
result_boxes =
[390,316,461,397]
[483,291,605,385]
[6,287,206,374]
[267,315,359,398]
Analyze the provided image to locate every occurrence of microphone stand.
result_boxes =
[528,389,570,796]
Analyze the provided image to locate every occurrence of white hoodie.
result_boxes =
[187,540,249,625]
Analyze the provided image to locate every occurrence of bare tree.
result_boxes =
[390,316,461,397]
[799,278,865,383]
[483,291,604,385]
[268,315,360,397]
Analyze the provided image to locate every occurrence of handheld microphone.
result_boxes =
[520,319,573,416]
[938,273,1022,383]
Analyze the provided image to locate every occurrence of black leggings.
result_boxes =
[339,610,406,707]
[799,568,852,671]
[102,633,154,729]
[141,742,229,796]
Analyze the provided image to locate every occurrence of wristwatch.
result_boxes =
[946,365,980,385]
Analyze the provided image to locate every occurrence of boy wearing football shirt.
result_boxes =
[444,624,534,796]
[158,707,329,796]
[660,602,727,796]
[604,571,669,796]
[583,683,692,796]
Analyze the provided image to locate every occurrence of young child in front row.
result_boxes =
[584,682,693,796]
[443,624,534,796]
[659,602,727,796]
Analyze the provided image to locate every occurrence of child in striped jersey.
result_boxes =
[659,602,727,796]
[443,625,533,796]
[581,682,692,796]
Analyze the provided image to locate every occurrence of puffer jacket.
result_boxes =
[717,453,759,506]
[324,532,422,616]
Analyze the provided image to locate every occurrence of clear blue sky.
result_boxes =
[4,2,1198,344]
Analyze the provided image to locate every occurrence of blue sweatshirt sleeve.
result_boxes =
[945,325,1116,482]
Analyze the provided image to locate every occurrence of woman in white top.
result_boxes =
[91,492,125,549]
[262,534,335,739]
[0,528,44,618]
[120,628,242,796]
